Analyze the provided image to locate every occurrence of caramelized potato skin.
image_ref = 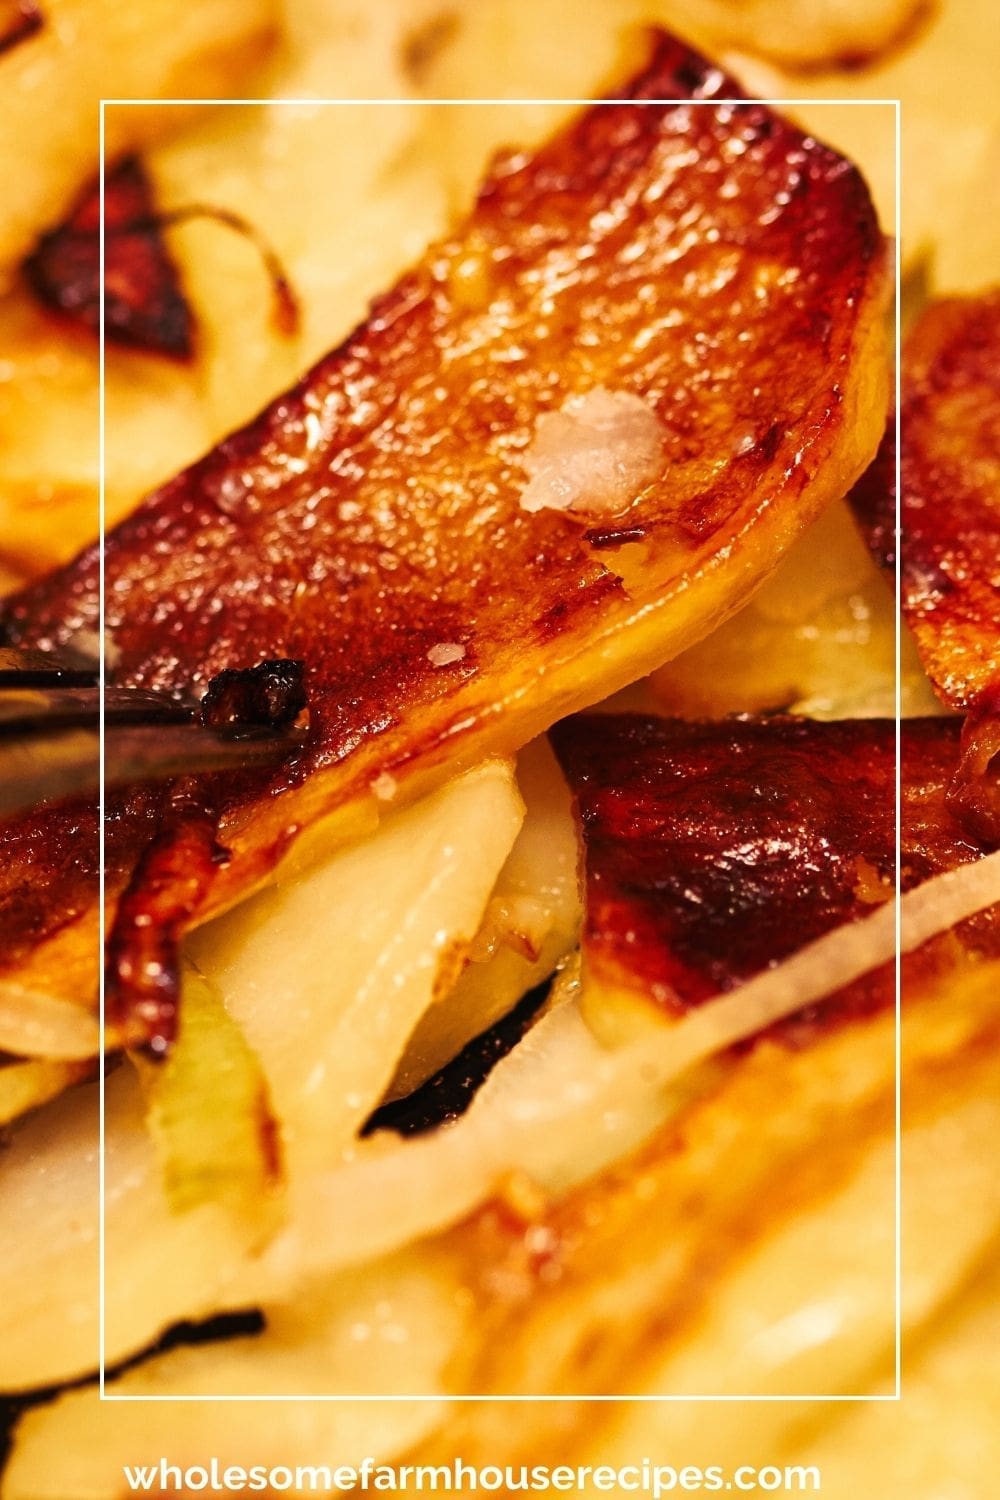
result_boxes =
[551,713,998,1036]
[853,292,1000,713]
[899,292,1000,710]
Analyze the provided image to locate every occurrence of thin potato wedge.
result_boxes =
[0,35,888,1037]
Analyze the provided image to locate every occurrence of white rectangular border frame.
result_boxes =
[98,94,903,1403]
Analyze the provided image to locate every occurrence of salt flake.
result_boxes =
[519,386,664,518]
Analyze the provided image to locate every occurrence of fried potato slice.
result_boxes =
[0,0,277,275]
[0,34,889,1027]
[855,293,1000,713]
[550,714,998,1043]
[851,293,1000,839]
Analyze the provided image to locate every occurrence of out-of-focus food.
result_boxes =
[728,0,999,276]
[0,0,277,275]
[22,156,194,357]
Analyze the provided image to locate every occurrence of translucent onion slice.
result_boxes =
[389,738,580,1099]
[131,969,280,1222]
[186,760,523,1179]
[0,1057,89,1128]
[261,849,1000,1284]
[0,983,99,1061]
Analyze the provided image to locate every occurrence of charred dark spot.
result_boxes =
[0,0,42,58]
[22,161,301,357]
[22,156,194,359]
[200,659,307,738]
[363,978,550,1138]
[583,523,648,549]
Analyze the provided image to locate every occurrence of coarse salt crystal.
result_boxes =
[427,642,466,667]
[519,386,664,518]
[371,771,398,802]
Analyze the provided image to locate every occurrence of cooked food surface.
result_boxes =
[22,156,194,358]
[0,33,888,1031]
[2,0,1000,1489]
[854,291,1000,712]
[0,2,42,58]
[551,713,998,1036]
[726,0,1000,284]
[0,0,277,275]
[650,496,940,719]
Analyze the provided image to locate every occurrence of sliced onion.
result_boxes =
[0,984,99,1061]
[134,969,281,1222]
[0,1058,90,1127]
[259,850,1000,1288]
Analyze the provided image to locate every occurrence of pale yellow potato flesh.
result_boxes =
[0,764,520,1386]
[650,497,943,722]
[187,761,522,1179]
[389,738,581,1099]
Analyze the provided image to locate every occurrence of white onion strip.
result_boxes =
[258,850,1000,1292]
[0,985,100,1061]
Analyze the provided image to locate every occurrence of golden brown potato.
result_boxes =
[0,37,888,1044]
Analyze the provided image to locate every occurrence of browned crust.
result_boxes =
[551,713,998,1039]
[0,33,887,1026]
[0,1,42,59]
[900,293,1000,709]
[853,292,1000,713]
